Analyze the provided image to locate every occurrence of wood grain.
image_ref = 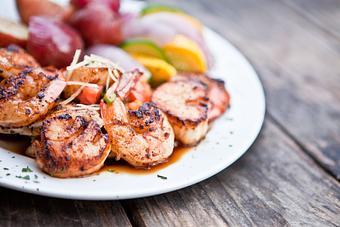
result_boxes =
[121,119,340,226]
[282,0,340,39]
[155,0,340,179]
[0,188,132,227]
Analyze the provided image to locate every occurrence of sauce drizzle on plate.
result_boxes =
[101,146,192,174]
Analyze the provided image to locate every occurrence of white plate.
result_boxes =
[0,1,265,200]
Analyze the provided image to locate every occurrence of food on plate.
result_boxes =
[16,0,73,24]
[120,39,168,61]
[152,76,209,145]
[140,4,182,16]
[63,66,108,104]
[70,3,129,45]
[101,100,174,167]
[36,107,110,177]
[0,1,231,179]
[0,45,39,79]
[27,16,83,68]
[0,66,66,128]
[132,54,176,87]
[86,44,150,77]
[0,121,41,136]
[140,4,202,32]
[164,35,207,73]
[71,0,120,13]
[173,74,230,121]
[0,18,28,48]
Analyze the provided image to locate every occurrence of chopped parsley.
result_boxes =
[22,166,33,173]
[157,175,167,180]
[3,167,9,170]
[16,175,30,180]
[6,173,10,176]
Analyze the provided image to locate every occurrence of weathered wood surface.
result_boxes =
[282,0,340,39]
[0,187,132,227]
[1,0,340,226]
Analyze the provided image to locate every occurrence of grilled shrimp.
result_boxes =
[0,45,39,79]
[152,77,209,146]
[36,107,110,178]
[173,74,230,122]
[101,99,174,168]
[63,66,110,99]
[64,67,151,104]
[0,121,41,136]
[0,67,66,127]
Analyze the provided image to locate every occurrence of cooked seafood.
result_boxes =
[101,99,174,167]
[152,77,209,145]
[0,45,39,79]
[63,66,110,99]
[0,121,41,136]
[173,74,230,121]
[0,67,66,127]
[36,107,110,178]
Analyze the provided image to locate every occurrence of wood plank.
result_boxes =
[152,0,340,179]
[121,119,340,226]
[0,188,131,227]
[282,0,340,39]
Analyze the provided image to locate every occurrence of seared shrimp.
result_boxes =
[0,121,41,136]
[36,107,110,178]
[152,77,209,145]
[0,68,65,127]
[101,99,174,168]
[0,45,39,79]
[64,67,151,105]
[173,74,230,122]
[63,66,110,99]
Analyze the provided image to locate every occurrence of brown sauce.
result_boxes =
[0,135,192,175]
[101,146,192,174]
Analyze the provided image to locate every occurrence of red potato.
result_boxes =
[27,16,84,68]
[70,3,132,46]
[71,0,120,13]
[0,18,28,47]
[16,0,73,25]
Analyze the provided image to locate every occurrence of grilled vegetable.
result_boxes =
[120,38,168,61]
[27,16,83,68]
[132,54,176,87]
[0,18,28,47]
[16,0,72,24]
[163,35,207,73]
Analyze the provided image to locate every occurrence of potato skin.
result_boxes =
[0,18,28,48]
[16,0,73,25]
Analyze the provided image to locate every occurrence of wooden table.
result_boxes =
[1,0,340,226]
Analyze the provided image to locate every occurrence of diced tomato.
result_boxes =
[77,85,103,104]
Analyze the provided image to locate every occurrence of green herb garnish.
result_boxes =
[16,175,30,180]
[103,93,116,104]
[22,166,33,173]
[157,175,167,180]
